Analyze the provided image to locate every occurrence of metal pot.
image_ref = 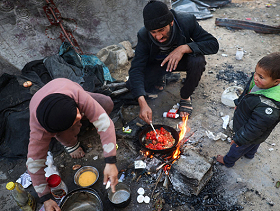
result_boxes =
[139,124,179,153]
[60,188,103,211]
[108,182,131,208]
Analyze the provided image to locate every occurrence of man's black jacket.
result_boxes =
[128,10,219,99]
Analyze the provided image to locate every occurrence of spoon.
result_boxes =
[150,122,159,140]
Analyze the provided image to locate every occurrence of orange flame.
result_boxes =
[179,116,189,142]
[163,164,171,173]
[172,116,189,159]
[172,146,180,159]
[145,151,150,156]
[143,149,153,158]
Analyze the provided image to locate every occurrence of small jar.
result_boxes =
[235,48,244,60]
[47,174,68,199]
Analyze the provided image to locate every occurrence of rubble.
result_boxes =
[216,67,250,86]
[206,130,228,141]
[161,166,244,210]
[221,115,230,129]
[119,41,135,59]
[97,44,129,72]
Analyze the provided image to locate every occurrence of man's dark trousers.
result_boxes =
[143,54,206,99]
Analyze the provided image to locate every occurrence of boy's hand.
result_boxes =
[230,140,239,147]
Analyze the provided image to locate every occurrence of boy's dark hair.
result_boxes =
[257,52,280,80]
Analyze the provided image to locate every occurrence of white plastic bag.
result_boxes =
[221,86,243,107]
[44,151,59,178]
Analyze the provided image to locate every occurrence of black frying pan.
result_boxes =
[139,124,179,153]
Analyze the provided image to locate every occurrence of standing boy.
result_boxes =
[217,52,280,167]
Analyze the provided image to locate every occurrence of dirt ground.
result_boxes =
[110,0,280,210]
[1,0,280,211]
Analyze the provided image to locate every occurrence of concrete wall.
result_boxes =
[0,0,171,71]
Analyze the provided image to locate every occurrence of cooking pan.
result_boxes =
[60,188,103,211]
[139,124,179,153]
[108,182,131,208]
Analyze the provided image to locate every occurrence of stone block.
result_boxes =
[119,41,135,59]
[97,45,128,72]
[169,150,213,196]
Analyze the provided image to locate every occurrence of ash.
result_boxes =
[216,65,250,86]
[161,165,244,211]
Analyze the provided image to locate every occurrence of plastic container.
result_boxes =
[163,112,179,118]
[47,174,68,199]
[6,182,36,211]
[235,48,244,60]
[163,104,179,119]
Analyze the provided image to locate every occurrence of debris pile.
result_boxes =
[216,66,250,86]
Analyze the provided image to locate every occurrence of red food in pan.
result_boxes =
[145,127,175,150]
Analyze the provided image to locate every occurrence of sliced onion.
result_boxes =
[144,196,150,203]
[137,187,145,195]
[137,195,144,203]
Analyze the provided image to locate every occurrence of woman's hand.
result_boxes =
[103,163,118,192]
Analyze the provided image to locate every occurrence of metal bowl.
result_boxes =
[108,182,131,208]
[74,166,99,188]
[60,188,103,211]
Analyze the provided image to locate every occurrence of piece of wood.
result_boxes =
[111,87,129,96]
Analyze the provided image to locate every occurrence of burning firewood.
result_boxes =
[154,198,165,211]
[151,169,163,198]
[163,174,170,189]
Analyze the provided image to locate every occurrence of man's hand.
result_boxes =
[161,45,192,72]
[230,140,239,147]
[138,96,152,124]
[103,163,118,193]
[44,199,61,211]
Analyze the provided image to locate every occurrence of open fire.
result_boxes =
[135,115,214,199]
[172,116,190,160]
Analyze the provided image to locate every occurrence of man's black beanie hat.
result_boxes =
[143,0,174,31]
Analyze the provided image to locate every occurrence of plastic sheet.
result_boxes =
[172,0,213,20]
